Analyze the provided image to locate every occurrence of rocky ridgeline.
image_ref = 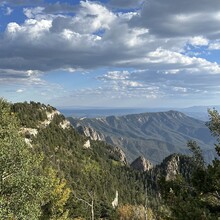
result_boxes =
[76,125,104,141]
[72,116,196,181]
[112,146,128,165]
[68,111,215,164]
[15,101,196,184]
[131,156,153,172]
[130,153,194,182]
[155,153,194,181]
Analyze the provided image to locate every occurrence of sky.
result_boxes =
[1,0,220,108]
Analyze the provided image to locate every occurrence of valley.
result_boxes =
[1,99,220,219]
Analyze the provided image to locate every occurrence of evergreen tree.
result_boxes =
[0,99,48,219]
[159,109,220,220]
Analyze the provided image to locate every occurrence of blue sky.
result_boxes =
[1,0,220,108]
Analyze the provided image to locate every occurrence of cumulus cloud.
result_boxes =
[0,0,220,106]
[0,69,43,85]
[209,42,220,50]
[94,64,220,103]
[189,36,209,46]
[130,0,220,40]
[1,0,219,75]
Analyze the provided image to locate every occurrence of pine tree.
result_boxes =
[0,99,48,219]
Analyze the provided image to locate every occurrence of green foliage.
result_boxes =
[188,140,205,169]
[9,100,150,219]
[207,108,220,156]
[0,99,74,220]
[6,99,220,219]
[11,101,54,128]
[159,109,220,220]
[69,110,214,164]
[41,168,71,220]
[0,99,49,219]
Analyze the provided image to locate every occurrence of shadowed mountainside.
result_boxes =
[68,111,216,164]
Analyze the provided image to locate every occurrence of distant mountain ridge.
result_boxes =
[68,110,216,164]
[60,105,220,121]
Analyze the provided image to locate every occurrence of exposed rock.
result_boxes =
[24,138,33,148]
[113,146,128,165]
[131,156,153,172]
[83,140,91,149]
[68,111,215,164]
[154,154,194,181]
[59,120,70,129]
[20,127,38,137]
[46,110,60,120]
[41,110,60,127]
[163,154,180,181]
[112,190,118,209]
[76,125,104,141]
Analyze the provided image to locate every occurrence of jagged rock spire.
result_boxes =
[131,156,153,172]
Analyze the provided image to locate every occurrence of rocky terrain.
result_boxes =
[68,111,215,164]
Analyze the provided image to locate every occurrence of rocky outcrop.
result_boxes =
[113,146,128,165]
[68,111,215,164]
[154,154,194,181]
[83,140,91,149]
[131,156,153,172]
[76,125,104,141]
[41,110,60,127]
[59,119,71,129]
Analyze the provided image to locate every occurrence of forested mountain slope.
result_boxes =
[1,99,219,219]
[69,111,215,164]
[8,101,149,219]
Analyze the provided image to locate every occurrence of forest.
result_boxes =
[0,98,219,219]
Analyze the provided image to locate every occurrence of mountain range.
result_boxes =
[60,105,220,121]
[68,110,216,164]
[2,100,219,219]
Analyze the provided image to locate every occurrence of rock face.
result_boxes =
[68,111,215,164]
[76,125,104,141]
[154,154,194,181]
[83,140,91,149]
[113,146,128,165]
[131,156,153,172]
[73,123,128,164]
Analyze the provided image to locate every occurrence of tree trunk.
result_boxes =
[91,199,94,220]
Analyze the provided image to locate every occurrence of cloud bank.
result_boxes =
[1,0,220,106]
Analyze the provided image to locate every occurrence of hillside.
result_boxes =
[68,111,215,164]
[9,101,150,219]
[1,99,220,219]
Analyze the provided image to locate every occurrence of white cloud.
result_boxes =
[1,0,220,107]
[103,71,129,80]
[172,87,188,93]
[209,42,220,50]
[16,89,24,93]
[23,7,44,18]
[4,6,13,15]
[189,36,209,46]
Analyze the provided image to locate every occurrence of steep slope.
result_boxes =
[2,100,219,219]
[10,101,148,219]
[131,156,153,172]
[68,111,215,164]
[153,153,194,181]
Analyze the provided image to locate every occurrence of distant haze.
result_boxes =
[59,105,220,121]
